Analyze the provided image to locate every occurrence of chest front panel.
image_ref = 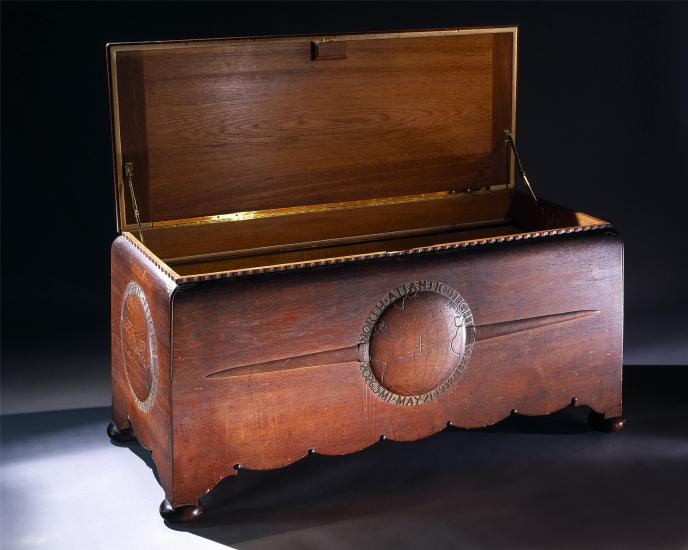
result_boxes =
[167,234,623,499]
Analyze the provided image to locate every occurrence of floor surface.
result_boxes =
[1,366,687,550]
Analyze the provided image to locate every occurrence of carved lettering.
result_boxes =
[409,335,430,357]
[359,281,475,406]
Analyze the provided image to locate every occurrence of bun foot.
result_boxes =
[107,421,137,444]
[159,499,204,523]
[588,412,625,432]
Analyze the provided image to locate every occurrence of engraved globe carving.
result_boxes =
[121,281,158,412]
[359,281,475,406]
[369,292,465,396]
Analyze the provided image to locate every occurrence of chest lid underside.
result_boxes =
[109,27,517,232]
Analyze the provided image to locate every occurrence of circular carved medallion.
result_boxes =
[121,281,158,412]
[359,281,475,406]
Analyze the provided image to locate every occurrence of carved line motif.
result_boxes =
[121,280,159,413]
[476,310,598,341]
[206,310,598,379]
[121,234,180,282]
[358,280,476,406]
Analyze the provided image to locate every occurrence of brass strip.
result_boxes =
[151,189,494,229]
[510,27,518,190]
[504,130,540,207]
[110,50,125,233]
[124,162,145,243]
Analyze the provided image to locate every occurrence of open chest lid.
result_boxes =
[108,27,518,233]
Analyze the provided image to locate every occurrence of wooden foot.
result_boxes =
[107,421,138,444]
[159,499,204,523]
[588,411,625,432]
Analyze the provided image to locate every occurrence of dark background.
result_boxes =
[2,1,687,414]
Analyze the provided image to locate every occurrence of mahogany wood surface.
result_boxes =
[113,51,151,227]
[108,27,623,520]
[588,411,626,432]
[166,223,523,275]
[111,236,176,501]
[143,189,511,264]
[111,227,623,511]
[109,29,516,227]
[166,231,622,506]
[133,193,608,280]
[159,499,204,523]
[106,421,137,444]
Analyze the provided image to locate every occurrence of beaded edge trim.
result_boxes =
[122,233,180,283]
[123,224,612,285]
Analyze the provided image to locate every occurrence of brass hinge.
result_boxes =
[504,130,541,209]
[123,161,145,243]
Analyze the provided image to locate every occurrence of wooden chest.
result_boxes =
[107,27,624,522]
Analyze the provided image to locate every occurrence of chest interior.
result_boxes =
[108,29,609,280]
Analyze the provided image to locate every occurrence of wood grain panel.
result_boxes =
[491,32,514,194]
[115,51,151,225]
[168,232,623,505]
[168,224,524,276]
[142,189,510,263]
[111,236,177,500]
[136,192,608,279]
[205,310,600,378]
[110,29,516,225]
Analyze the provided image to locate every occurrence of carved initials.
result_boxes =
[409,335,430,357]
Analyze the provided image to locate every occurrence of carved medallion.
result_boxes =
[359,281,475,406]
[121,281,158,412]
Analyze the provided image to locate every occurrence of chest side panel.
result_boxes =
[170,233,622,501]
[111,236,177,496]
